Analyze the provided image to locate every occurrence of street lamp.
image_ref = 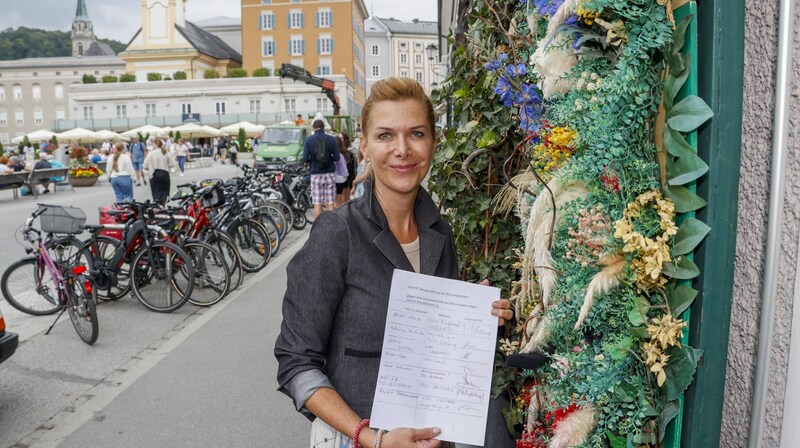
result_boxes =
[425,43,438,62]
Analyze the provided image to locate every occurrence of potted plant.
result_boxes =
[68,146,103,187]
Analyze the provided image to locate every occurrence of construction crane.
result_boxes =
[278,63,341,115]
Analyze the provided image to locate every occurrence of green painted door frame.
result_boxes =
[680,0,745,446]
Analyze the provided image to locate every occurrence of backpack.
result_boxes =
[312,134,332,170]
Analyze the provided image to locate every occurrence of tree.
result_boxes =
[237,127,247,150]
[169,130,174,138]
[204,69,220,79]
[82,74,97,84]
[252,67,271,77]
[102,75,118,83]
[119,73,136,82]
[22,136,31,148]
[0,141,4,152]
[50,135,59,147]
[163,76,172,81]
[227,68,247,78]
[147,72,162,81]
[0,27,125,60]
[174,131,182,141]
[173,70,187,80]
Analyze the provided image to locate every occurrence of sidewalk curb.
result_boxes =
[14,232,309,448]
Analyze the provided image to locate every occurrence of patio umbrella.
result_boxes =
[172,123,220,138]
[220,121,266,137]
[11,129,57,144]
[56,127,104,144]
[95,129,130,142]
[200,125,222,137]
[121,124,164,138]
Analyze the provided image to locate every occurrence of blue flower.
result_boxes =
[564,13,578,25]
[515,83,542,107]
[504,63,528,78]
[484,53,510,72]
[533,0,565,16]
[519,104,543,133]
[494,76,515,107]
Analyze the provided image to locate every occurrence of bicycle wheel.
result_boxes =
[181,241,230,307]
[130,241,194,313]
[227,219,271,273]
[299,191,315,225]
[292,207,307,230]
[66,274,98,345]
[1,257,61,315]
[46,236,93,270]
[201,229,244,290]
[259,204,287,243]
[268,199,294,236]
[87,235,131,301]
[257,211,282,257]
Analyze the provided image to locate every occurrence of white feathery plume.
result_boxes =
[547,0,579,37]
[573,255,626,331]
[549,405,598,448]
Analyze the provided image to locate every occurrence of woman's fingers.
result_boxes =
[491,299,513,325]
[384,427,441,447]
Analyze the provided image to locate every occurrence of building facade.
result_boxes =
[120,0,242,81]
[364,17,439,95]
[193,16,243,55]
[56,75,356,131]
[0,56,125,145]
[240,0,368,116]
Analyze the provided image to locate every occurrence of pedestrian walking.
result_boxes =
[106,142,135,203]
[143,138,176,205]
[301,119,339,218]
[176,139,190,177]
[275,78,514,448]
[129,136,147,186]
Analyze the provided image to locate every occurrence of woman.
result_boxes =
[175,139,190,177]
[333,134,351,207]
[106,142,134,203]
[275,78,513,448]
[143,138,176,205]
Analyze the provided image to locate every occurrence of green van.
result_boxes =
[254,124,310,171]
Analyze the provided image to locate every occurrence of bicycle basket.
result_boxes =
[199,185,226,209]
[39,205,86,234]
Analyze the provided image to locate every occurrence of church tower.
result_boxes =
[71,0,95,57]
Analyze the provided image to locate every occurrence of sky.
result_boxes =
[0,0,438,42]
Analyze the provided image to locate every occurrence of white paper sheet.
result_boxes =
[370,269,500,446]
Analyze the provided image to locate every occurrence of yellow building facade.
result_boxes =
[121,0,242,81]
[241,0,368,115]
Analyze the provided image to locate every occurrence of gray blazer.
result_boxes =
[274,180,459,419]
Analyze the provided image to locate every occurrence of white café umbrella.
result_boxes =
[121,124,164,138]
[55,127,104,144]
[171,122,220,138]
[95,129,130,142]
[220,121,266,137]
[200,125,222,137]
[11,129,57,144]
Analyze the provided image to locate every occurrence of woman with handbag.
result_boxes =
[333,135,351,207]
[106,142,135,203]
[275,78,514,448]
[143,138,176,205]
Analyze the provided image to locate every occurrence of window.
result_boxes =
[13,85,22,100]
[415,53,423,64]
[261,0,271,3]
[83,106,93,120]
[400,70,408,78]
[262,38,275,56]
[415,42,423,50]
[182,103,192,114]
[116,104,127,119]
[34,110,43,124]
[288,11,304,29]
[316,10,332,27]
[400,41,408,49]
[371,45,379,56]
[146,103,157,117]
[32,84,41,100]
[317,58,332,76]
[0,111,6,124]
[215,101,226,115]
[56,108,65,120]
[259,12,275,30]
[250,99,261,114]
[0,133,8,144]
[400,53,408,64]
[317,36,333,54]
[371,65,380,77]
[55,84,64,99]
[316,97,329,113]
[291,0,301,2]
[289,38,305,55]
[284,98,296,115]
[15,111,23,124]
[415,71,424,83]
[0,87,5,101]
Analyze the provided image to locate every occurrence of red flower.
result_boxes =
[601,164,621,193]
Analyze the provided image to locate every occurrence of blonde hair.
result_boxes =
[154,138,166,155]
[112,142,124,173]
[361,77,435,140]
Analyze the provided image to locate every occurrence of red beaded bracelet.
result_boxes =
[352,418,370,448]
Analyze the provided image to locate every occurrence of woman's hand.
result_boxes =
[379,427,441,448]
[481,279,513,326]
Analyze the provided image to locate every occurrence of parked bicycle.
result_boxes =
[1,205,98,345]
